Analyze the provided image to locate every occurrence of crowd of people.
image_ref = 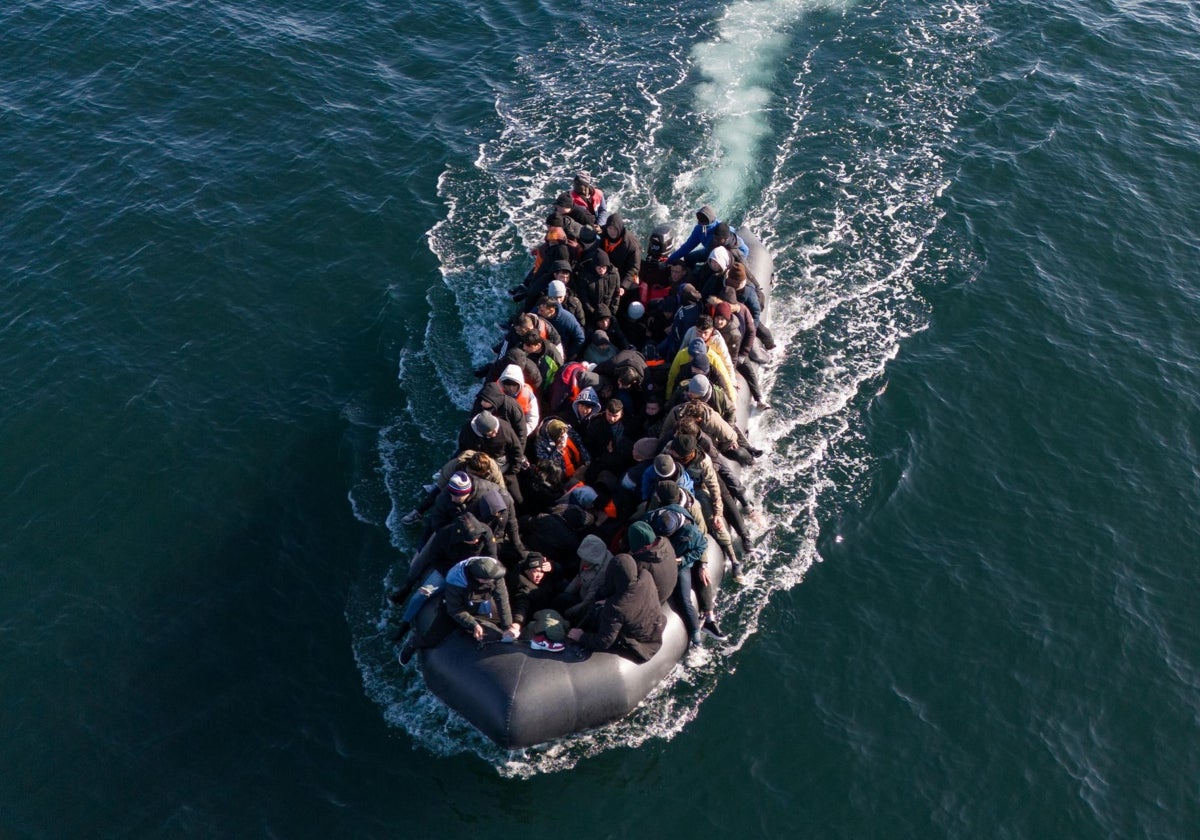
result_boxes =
[391,172,776,666]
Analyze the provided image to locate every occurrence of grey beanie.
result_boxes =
[471,411,500,436]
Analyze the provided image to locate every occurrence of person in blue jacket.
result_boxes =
[668,206,750,266]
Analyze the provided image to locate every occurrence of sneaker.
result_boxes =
[400,509,421,526]
[748,445,765,459]
[702,618,727,640]
[529,634,565,653]
[389,620,412,643]
[730,561,746,585]
[755,401,772,412]
[398,642,416,665]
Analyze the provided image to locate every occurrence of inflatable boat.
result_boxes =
[410,227,773,750]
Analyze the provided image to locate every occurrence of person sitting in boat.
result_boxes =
[400,449,505,528]
[545,272,587,331]
[536,296,586,361]
[682,315,737,392]
[475,488,527,569]
[582,329,617,365]
[575,249,621,333]
[509,551,559,631]
[556,385,601,438]
[592,345,647,403]
[710,221,750,263]
[640,452,695,506]
[518,329,562,393]
[519,502,594,573]
[484,322,553,390]
[512,225,570,305]
[657,282,703,359]
[543,360,592,414]
[399,556,518,665]
[696,245,732,300]
[392,511,498,643]
[625,520,678,606]
[558,534,614,623]
[457,410,528,503]
[658,398,754,467]
[644,503,722,646]
[518,459,565,517]
[419,468,515,545]
[497,364,540,441]
[570,171,608,228]
[666,205,746,266]
[566,553,665,662]
[666,335,735,401]
[671,415,754,558]
[664,433,741,581]
[590,303,629,351]
[551,191,594,234]
[534,418,590,483]
[710,298,769,413]
[472,379,528,441]
[615,437,658,519]
[582,397,633,478]
[599,212,641,294]
[727,262,775,351]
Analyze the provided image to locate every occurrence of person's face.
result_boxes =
[714,315,728,329]
[576,403,595,418]
[501,380,520,395]
[605,407,622,425]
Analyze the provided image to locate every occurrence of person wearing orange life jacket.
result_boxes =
[498,364,540,440]
[534,418,590,482]
[570,171,609,227]
[511,224,570,304]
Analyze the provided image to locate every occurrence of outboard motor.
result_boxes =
[646,224,674,259]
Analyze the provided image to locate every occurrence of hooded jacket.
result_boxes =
[472,381,528,440]
[600,213,642,289]
[407,513,497,584]
[666,205,719,263]
[562,533,615,621]
[443,557,513,633]
[631,536,678,605]
[498,364,540,438]
[456,414,525,474]
[577,553,665,662]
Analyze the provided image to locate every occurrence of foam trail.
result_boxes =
[692,0,852,213]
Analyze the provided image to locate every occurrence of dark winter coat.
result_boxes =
[579,554,665,662]
[631,537,678,605]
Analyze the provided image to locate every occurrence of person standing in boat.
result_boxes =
[570,172,608,228]
[599,212,641,296]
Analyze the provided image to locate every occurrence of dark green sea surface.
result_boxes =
[3,0,1199,835]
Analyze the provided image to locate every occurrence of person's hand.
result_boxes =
[567,628,584,642]
[699,567,712,588]
[713,515,726,532]
[473,624,485,641]
[507,623,522,639]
